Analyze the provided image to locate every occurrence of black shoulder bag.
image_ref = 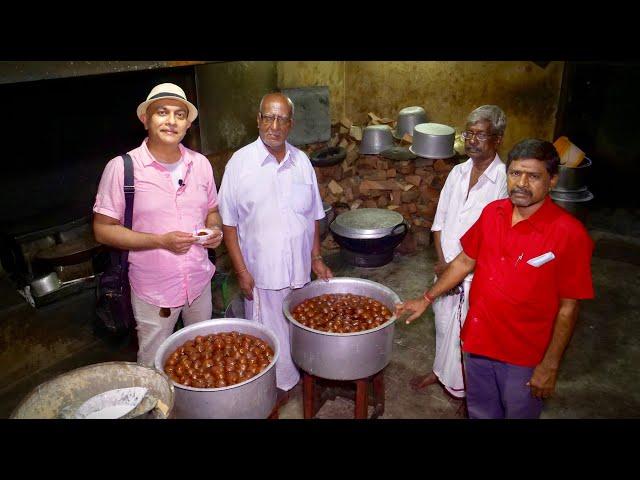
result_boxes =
[95,154,136,336]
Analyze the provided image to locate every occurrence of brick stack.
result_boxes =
[306,115,459,252]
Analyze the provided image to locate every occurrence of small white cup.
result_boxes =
[193,228,214,244]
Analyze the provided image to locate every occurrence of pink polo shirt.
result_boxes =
[93,139,218,308]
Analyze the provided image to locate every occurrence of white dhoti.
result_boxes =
[244,286,300,391]
[432,276,471,399]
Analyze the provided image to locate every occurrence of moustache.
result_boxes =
[510,188,532,196]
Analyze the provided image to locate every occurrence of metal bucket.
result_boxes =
[550,189,594,224]
[154,318,279,419]
[554,157,592,192]
[10,362,174,419]
[282,277,401,380]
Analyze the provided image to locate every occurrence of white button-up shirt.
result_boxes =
[218,138,324,290]
[432,154,508,263]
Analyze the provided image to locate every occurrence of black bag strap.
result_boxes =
[121,153,134,266]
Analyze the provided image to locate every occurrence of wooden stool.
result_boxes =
[303,370,385,419]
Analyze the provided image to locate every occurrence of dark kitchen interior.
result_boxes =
[1,61,638,420]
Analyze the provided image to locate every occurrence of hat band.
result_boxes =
[148,92,187,102]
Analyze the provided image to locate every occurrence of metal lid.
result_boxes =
[550,189,594,202]
[380,146,417,162]
[330,208,406,239]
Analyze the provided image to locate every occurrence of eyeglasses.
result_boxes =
[259,113,291,125]
[461,131,498,142]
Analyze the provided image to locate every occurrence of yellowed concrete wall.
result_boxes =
[277,61,345,124]
[276,61,564,158]
[345,61,564,158]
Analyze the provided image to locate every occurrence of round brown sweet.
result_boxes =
[164,331,274,389]
[292,293,392,334]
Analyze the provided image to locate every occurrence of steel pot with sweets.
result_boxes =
[283,277,401,380]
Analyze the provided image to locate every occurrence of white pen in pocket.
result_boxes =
[527,252,555,267]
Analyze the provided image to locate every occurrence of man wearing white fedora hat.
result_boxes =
[218,92,333,401]
[93,82,223,366]
[409,105,509,407]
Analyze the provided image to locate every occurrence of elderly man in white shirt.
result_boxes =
[410,105,508,401]
[218,93,333,401]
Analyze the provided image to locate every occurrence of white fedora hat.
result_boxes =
[136,83,198,123]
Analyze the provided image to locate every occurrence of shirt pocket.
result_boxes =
[509,258,557,304]
[185,182,210,217]
[290,182,313,215]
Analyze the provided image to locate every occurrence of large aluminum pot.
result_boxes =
[553,157,592,192]
[410,123,456,159]
[11,362,174,419]
[393,106,427,139]
[359,125,394,155]
[319,202,334,240]
[154,318,279,419]
[282,277,401,380]
[550,189,594,224]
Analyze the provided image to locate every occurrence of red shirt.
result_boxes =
[459,197,594,366]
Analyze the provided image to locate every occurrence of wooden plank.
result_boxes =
[401,190,420,203]
[405,175,422,187]
[328,180,344,196]
[361,170,388,181]
[357,156,379,169]
[349,125,362,141]
[324,193,338,205]
[397,161,416,175]
[434,159,455,172]
[360,179,403,191]
[340,116,353,130]
[350,199,363,210]
[430,176,445,190]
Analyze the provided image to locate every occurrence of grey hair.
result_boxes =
[259,92,295,119]
[466,105,506,136]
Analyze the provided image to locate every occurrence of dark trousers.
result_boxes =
[463,353,544,419]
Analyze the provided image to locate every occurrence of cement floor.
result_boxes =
[1,229,639,419]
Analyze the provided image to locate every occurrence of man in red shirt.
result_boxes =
[395,139,594,418]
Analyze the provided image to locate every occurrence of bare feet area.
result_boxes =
[409,372,438,393]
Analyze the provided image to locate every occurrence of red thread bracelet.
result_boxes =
[423,291,436,303]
